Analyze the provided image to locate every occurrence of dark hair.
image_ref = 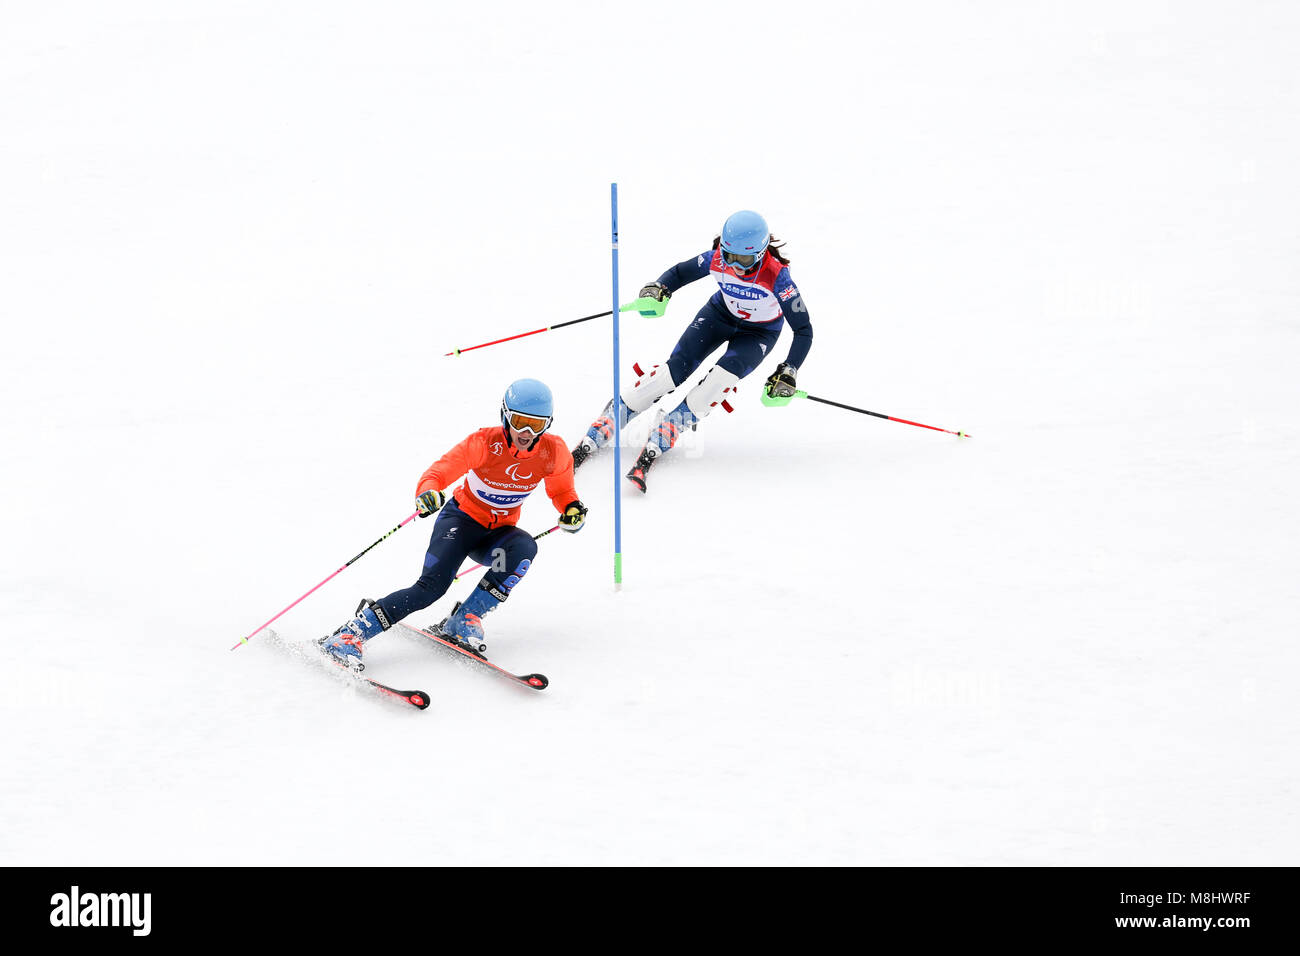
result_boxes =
[712,234,790,265]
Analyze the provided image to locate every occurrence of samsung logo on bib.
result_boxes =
[49,886,151,936]
[719,283,764,300]
[477,490,527,507]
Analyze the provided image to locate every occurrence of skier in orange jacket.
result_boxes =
[417,422,577,531]
[320,379,587,667]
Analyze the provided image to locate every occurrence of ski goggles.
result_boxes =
[505,410,551,434]
[722,249,762,272]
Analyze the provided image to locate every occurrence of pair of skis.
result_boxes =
[271,622,548,711]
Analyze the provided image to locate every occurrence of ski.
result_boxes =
[264,630,431,710]
[395,622,549,690]
[341,667,431,710]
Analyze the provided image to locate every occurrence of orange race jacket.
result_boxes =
[416,427,578,529]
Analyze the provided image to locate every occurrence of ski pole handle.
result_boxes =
[453,525,562,581]
[231,512,419,650]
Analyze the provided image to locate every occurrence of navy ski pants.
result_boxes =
[664,299,783,385]
[375,498,538,623]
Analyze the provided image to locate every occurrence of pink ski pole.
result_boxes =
[231,512,419,650]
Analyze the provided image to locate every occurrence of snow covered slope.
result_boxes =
[2,1,1297,865]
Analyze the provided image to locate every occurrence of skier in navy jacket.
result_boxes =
[572,210,813,491]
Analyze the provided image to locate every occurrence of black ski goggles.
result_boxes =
[722,249,762,271]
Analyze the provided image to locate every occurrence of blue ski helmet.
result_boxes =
[719,210,770,274]
[501,378,554,443]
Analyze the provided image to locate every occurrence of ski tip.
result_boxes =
[409,691,432,710]
[525,674,549,690]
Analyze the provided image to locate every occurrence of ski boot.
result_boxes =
[571,436,597,469]
[572,403,616,470]
[435,585,505,654]
[626,399,699,492]
[319,598,391,671]
[625,446,658,493]
[572,398,639,470]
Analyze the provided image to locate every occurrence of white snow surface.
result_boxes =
[2,1,1297,867]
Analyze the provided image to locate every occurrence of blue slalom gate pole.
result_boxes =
[610,183,623,589]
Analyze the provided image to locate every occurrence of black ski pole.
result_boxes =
[762,389,971,438]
